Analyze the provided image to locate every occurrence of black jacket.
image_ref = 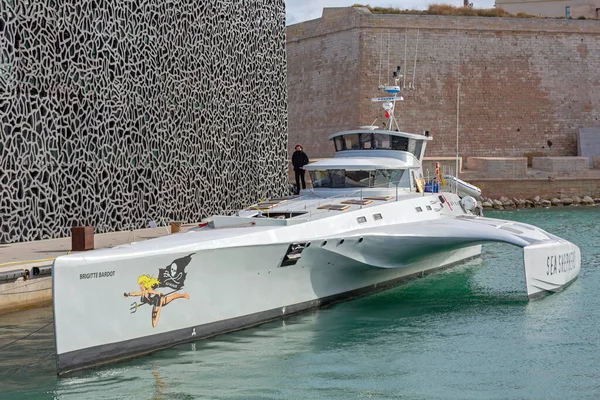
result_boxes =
[292,150,309,170]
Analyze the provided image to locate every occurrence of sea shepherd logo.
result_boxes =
[124,254,194,327]
[158,255,190,290]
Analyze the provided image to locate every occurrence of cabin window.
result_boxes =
[310,169,346,188]
[373,170,390,188]
[330,169,346,188]
[373,133,390,149]
[334,136,346,151]
[416,207,423,212]
[408,139,423,159]
[391,136,408,151]
[373,213,383,220]
[333,133,424,153]
[360,132,373,149]
[310,169,370,188]
[357,216,367,224]
[373,169,405,188]
[345,170,372,187]
[309,169,408,189]
[311,170,332,188]
[345,134,361,150]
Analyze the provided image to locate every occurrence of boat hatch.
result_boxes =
[253,211,308,219]
[317,204,351,211]
[269,196,298,201]
[341,199,373,205]
[247,198,295,210]
[280,243,307,267]
[248,202,281,210]
[363,196,393,201]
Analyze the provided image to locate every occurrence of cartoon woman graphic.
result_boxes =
[124,274,189,327]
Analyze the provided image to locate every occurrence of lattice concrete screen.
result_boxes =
[0,1,287,244]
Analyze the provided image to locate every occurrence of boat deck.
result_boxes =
[236,190,429,222]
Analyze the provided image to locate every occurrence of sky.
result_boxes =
[285,0,497,25]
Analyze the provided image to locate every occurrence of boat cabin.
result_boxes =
[304,129,431,194]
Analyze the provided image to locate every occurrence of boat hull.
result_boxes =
[54,243,481,374]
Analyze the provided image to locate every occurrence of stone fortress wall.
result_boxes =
[0,1,288,244]
[495,0,600,19]
[287,7,600,162]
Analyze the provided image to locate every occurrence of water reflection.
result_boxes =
[150,368,165,400]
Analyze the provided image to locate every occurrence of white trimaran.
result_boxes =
[52,69,580,375]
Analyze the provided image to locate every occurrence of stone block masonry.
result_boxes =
[532,157,590,176]
[287,7,600,160]
[466,157,527,178]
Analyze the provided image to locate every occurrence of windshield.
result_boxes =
[333,133,424,158]
[309,169,407,189]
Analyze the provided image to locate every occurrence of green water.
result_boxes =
[1,207,599,399]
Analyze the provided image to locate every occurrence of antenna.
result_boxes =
[372,73,403,131]
[371,33,404,131]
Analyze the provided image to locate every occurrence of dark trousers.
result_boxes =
[294,169,306,194]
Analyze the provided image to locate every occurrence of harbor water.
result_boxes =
[1,207,599,399]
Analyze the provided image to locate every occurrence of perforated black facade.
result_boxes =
[0,1,287,243]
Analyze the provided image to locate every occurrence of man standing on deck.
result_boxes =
[292,144,309,195]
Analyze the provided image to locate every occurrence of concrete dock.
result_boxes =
[0,224,200,315]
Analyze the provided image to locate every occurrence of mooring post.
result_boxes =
[170,221,182,234]
[71,226,94,251]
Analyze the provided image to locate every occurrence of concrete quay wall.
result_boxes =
[0,262,53,314]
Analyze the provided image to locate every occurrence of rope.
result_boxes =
[0,321,54,351]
